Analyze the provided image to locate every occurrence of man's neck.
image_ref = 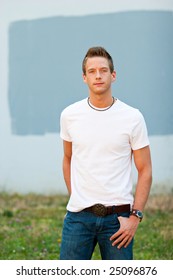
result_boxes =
[89,93,113,108]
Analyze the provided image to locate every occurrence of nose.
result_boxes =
[96,70,101,79]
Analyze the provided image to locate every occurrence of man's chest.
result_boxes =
[68,114,132,153]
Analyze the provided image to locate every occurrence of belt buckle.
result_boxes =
[92,204,107,217]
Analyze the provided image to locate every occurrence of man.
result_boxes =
[60,46,152,260]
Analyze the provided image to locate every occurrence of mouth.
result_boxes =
[93,82,104,86]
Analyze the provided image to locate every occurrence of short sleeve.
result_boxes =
[130,111,149,150]
[60,110,72,142]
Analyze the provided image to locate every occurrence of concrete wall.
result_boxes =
[0,0,173,194]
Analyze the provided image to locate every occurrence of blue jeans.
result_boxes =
[60,210,133,260]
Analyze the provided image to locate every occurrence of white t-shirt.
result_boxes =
[60,98,149,212]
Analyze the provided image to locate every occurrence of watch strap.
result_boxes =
[130,209,143,222]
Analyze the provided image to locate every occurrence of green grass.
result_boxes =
[0,193,172,260]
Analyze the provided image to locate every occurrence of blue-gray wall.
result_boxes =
[9,11,173,136]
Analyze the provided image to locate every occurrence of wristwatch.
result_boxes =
[130,209,143,222]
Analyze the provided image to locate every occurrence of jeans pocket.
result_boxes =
[117,211,130,218]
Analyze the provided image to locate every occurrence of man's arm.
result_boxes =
[62,140,72,195]
[132,145,152,211]
[110,145,152,248]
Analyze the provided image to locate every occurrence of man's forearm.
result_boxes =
[63,156,71,195]
[133,168,152,211]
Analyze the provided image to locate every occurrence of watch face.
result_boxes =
[137,211,143,218]
[131,209,143,220]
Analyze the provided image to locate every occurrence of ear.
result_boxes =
[82,73,87,84]
[111,70,116,82]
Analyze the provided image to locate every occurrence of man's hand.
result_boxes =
[110,215,140,249]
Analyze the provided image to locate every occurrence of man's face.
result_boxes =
[83,56,116,95]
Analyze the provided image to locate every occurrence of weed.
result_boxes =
[0,193,172,260]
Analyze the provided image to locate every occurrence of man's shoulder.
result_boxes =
[61,98,87,115]
[118,99,139,112]
[117,99,143,120]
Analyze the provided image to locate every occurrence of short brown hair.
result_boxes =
[82,46,114,75]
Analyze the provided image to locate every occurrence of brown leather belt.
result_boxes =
[83,203,130,217]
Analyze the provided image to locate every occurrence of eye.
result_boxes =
[88,69,95,74]
[101,68,108,73]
